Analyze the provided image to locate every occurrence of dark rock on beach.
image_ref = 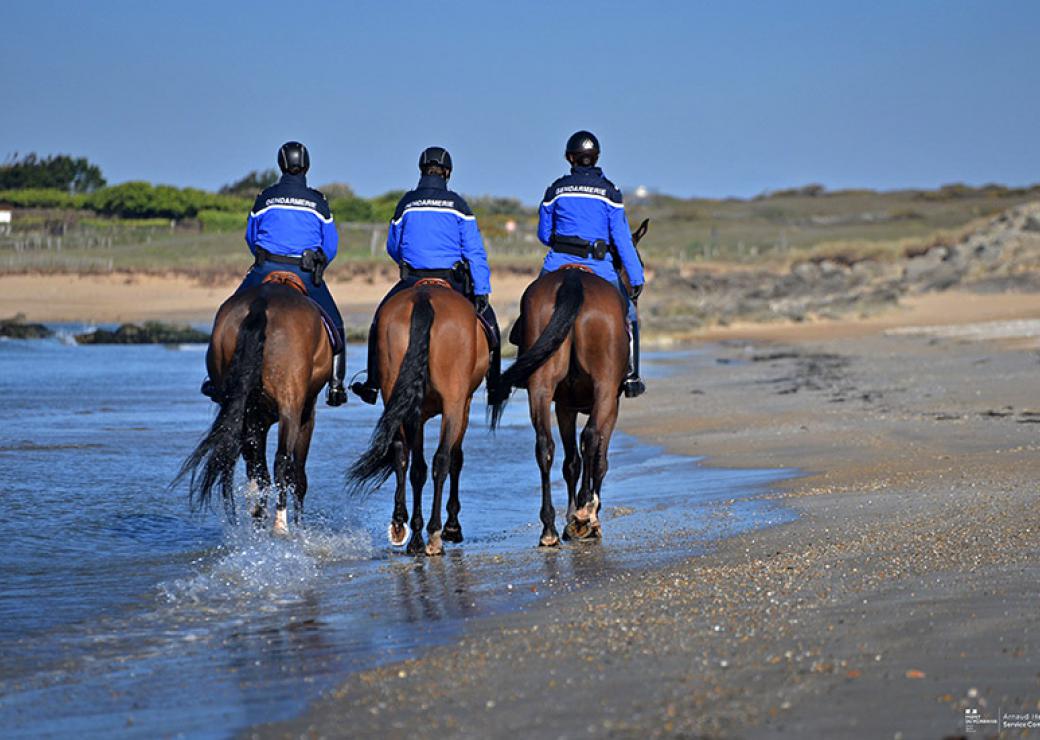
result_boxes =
[74,321,209,345]
[0,314,54,339]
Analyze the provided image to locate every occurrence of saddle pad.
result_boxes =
[415,277,452,289]
[560,263,594,273]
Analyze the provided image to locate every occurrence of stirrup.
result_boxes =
[326,383,347,407]
[350,381,379,405]
[623,376,645,399]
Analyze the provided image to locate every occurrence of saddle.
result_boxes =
[262,271,343,354]
[262,270,307,294]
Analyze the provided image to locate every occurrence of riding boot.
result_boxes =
[623,319,646,399]
[326,348,348,407]
[349,320,380,405]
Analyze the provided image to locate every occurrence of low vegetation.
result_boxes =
[1,151,1038,277]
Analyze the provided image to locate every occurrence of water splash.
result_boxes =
[160,516,373,605]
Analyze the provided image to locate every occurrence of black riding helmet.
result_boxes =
[565,130,600,166]
[419,146,452,178]
[278,141,310,175]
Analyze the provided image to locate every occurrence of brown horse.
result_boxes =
[348,281,489,556]
[489,222,648,547]
[174,279,332,534]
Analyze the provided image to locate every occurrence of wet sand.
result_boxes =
[254,294,1040,739]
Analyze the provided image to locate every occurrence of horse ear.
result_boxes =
[632,218,650,245]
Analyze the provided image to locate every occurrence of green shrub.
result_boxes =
[329,196,375,222]
[0,188,86,208]
[198,209,245,232]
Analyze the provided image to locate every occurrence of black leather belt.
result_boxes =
[263,252,303,265]
[550,235,610,260]
[402,265,455,281]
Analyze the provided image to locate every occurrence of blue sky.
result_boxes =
[2,1,1038,201]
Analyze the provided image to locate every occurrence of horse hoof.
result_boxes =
[272,509,289,537]
[406,536,426,556]
[539,532,560,547]
[388,522,410,547]
[441,523,463,543]
[564,520,591,540]
[425,533,444,557]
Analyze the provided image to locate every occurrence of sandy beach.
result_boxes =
[3,272,1038,737]
[233,291,1040,739]
[0,272,536,329]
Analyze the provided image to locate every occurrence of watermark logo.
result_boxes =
[965,708,1040,733]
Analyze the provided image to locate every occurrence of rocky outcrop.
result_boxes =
[75,321,209,344]
[644,201,1040,331]
[0,314,53,339]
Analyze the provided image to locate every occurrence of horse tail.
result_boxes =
[347,290,434,496]
[489,270,584,429]
[173,296,268,520]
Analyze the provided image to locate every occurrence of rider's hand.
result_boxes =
[630,283,644,301]
[475,294,489,313]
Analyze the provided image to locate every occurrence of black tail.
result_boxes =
[489,270,584,429]
[173,296,268,520]
[347,290,434,496]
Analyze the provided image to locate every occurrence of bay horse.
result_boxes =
[174,275,333,534]
[348,281,489,557]
[490,221,649,547]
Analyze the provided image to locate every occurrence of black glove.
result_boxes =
[474,294,489,313]
[630,283,644,301]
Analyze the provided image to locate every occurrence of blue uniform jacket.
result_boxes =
[538,166,644,287]
[386,175,492,296]
[245,173,339,262]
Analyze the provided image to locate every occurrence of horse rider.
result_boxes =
[535,130,646,397]
[202,141,348,406]
[350,146,500,405]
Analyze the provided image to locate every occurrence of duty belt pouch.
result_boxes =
[591,240,609,261]
[452,261,474,297]
[300,249,326,286]
[253,247,269,268]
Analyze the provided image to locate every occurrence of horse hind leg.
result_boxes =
[388,437,410,547]
[557,408,583,542]
[272,408,302,537]
[529,389,559,547]
[290,409,316,526]
[427,405,467,556]
[441,446,464,543]
[572,390,618,540]
[406,425,428,555]
[242,412,272,525]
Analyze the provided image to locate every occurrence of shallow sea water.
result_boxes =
[0,334,797,737]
